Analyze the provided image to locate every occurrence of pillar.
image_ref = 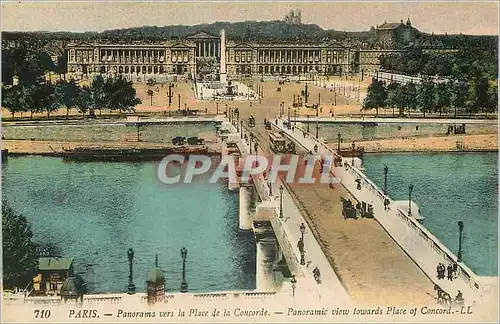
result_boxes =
[239,186,253,230]
[256,237,278,291]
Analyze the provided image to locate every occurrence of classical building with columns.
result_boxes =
[226,41,357,77]
[64,27,426,80]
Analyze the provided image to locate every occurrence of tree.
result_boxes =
[363,78,386,116]
[105,76,142,113]
[54,79,79,119]
[147,89,154,106]
[435,82,451,117]
[405,82,418,117]
[485,81,498,117]
[1,85,22,119]
[90,75,107,116]
[2,201,39,289]
[450,81,468,117]
[75,85,91,118]
[32,83,58,119]
[385,82,401,117]
[417,79,436,118]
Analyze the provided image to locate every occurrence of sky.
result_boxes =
[1,1,498,35]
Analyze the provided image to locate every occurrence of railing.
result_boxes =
[277,118,482,292]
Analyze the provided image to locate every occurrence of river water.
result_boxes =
[362,152,498,276]
[2,157,256,293]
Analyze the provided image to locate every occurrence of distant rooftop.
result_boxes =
[39,257,74,271]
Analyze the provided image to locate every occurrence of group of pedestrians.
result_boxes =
[437,262,458,281]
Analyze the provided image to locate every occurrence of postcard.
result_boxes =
[1,1,498,323]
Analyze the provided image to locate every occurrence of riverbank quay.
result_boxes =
[338,134,498,153]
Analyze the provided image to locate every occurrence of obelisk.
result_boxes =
[219,29,227,84]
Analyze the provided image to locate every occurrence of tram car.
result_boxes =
[269,132,286,153]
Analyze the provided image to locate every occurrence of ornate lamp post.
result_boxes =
[383,165,389,195]
[351,142,355,165]
[315,118,319,139]
[457,221,464,262]
[307,115,310,133]
[180,247,188,293]
[408,185,414,217]
[268,168,273,196]
[249,134,253,154]
[293,109,297,127]
[299,223,306,265]
[279,186,284,219]
[290,275,297,297]
[127,248,136,294]
[254,141,258,158]
[240,120,243,139]
[216,102,219,115]
[287,107,291,129]
[337,132,342,152]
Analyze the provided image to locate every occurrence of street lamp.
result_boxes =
[383,165,388,195]
[408,185,414,217]
[307,115,310,133]
[293,109,297,127]
[180,247,188,293]
[287,107,291,129]
[351,142,355,166]
[254,141,258,158]
[457,221,464,262]
[268,168,273,196]
[299,223,306,265]
[290,275,297,297]
[240,120,243,139]
[249,134,253,154]
[279,186,284,219]
[337,132,342,152]
[127,248,136,294]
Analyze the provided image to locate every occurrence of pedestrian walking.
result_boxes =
[447,264,454,281]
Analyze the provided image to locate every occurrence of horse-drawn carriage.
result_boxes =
[286,142,296,154]
[172,136,186,145]
[248,115,256,128]
[341,197,358,219]
[187,137,205,145]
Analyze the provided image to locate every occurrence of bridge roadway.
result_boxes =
[292,116,498,125]
[240,117,441,306]
[231,121,352,306]
[275,118,495,308]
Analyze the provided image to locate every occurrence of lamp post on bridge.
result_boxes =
[127,248,136,294]
[299,223,306,265]
[216,102,219,115]
[293,109,297,128]
[457,221,464,263]
[337,132,342,153]
[383,165,388,195]
[279,186,284,219]
[351,142,355,166]
[240,120,243,139]
[180,247,188,293]
[315,118,319,139]
[287,107,291,130]
[254,141,258,158]
[290,275,297,297]
[307,115,310,133]
[408,185,414,217]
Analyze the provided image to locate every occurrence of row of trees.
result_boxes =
[379,49,498,80]
[363,77,497,117]
[2,75,142,119]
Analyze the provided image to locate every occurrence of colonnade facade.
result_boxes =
[67,43,196,76]
[67,38,385,79]
[226,44,355,76]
